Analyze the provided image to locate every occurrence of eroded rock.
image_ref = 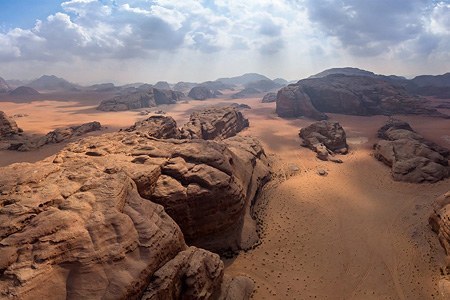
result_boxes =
[299,120,348,162]
[0,111,20,137]
[180,106,249,140]
[374,119,450,183]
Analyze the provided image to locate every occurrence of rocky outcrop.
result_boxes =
[276,85,328,120]
[188,86,214,100]
[180,107,249,140]
[0,111,21,137]
[124,115,180,139]
[153,81,171,90]
[97,88,180,111]
[374,119,450,183]
[0,108,270,298]
[262,92,277,103]
[4,122,102,151]
[0,77,11,93]
[429,192,450,297]
[276,75,447,120]
[299,120,348,162]
[9,86,40,96]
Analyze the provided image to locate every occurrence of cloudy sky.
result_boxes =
[0,0,449,84]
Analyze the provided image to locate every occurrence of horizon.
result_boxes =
[0,1,449,84]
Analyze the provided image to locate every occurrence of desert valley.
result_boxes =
[0,67,450,299]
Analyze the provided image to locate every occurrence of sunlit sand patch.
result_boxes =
[347,136,369,145]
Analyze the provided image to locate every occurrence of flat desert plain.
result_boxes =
[1,94,450,299]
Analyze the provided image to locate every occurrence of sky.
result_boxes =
[0,0,449,85]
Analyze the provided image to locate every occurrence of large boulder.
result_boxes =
[261,92,277,103]
[299,120,348,162]
[374,119,450,183]
[180,106,249,140]
[0,108,270,298]
[188,86,214,100]
[276,75,447,120]
[124,115,180,139]
[153,88,182,105]
[0,111,20,137]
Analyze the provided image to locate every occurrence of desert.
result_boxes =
[1,1,450,299]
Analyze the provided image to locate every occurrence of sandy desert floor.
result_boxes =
[1,94,450,299]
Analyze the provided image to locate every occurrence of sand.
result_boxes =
[1,94,450,299]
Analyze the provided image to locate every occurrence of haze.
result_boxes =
[1,0,450,84]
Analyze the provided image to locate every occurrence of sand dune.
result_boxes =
[1,95,450,299]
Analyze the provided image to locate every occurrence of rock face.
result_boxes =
[124,115,180,139]
[180,107,249,140]
[276,75,447,120]
[262,92,277,103]
[0,111,20,137]
[276,85,328,120]
[153,81,171,90]
[299,120,348,162]
[188,86,214,100]
[26,75,77,91]
[245,80,281,92]
[97,88,180,111]
[0,77,11,93]
[9,86,40,96]
[4,121,102,151]
[374,119,450,183]
[0,108,270,299]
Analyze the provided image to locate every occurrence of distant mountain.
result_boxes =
[245,79,282,92]
[87,83,116,92]
[173,82,197,92]
[5,79,29,89]
[216,73,271,85]
[231,87,261,99]
[26,75,78,91]
[199,81,234,91]
[273,78,288,85]
[0,77,11,93]
[9,86,40,96]
[154,81,171,90]
[412,73,450,87]
[309,67,377,79]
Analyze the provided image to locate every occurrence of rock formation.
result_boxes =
[0,111,21,137]
[124,115,180,139]
[0,77,11,93]
[231,88,260,99]
[0,108,270,299]
[180,106,249,140]
[97,88,180,111]
[9,86,40,96]
[153,81,171,90]
[276,85,328,120]
[429,191,450,298]
[374,119,450,183]
[188,86,214,100]
[261,92,277,103]
[299,120,348,162]
[276,75,447,120]
[2,121,102,151]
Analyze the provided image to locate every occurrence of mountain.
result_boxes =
[26,75,79,91]
[245,79,282,92]
[309,67,377,79]
[412,73,450,87]
[5,79,29,89]
[153,81,171,90]
[87,83,117,92]
[0,77,11,93]
[9,86,40,96]
[199,81,234,91]
[273,78,288,85]
[216,73,270,85]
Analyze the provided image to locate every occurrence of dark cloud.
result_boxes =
[305,0,430,56]
[259,19,282,36]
